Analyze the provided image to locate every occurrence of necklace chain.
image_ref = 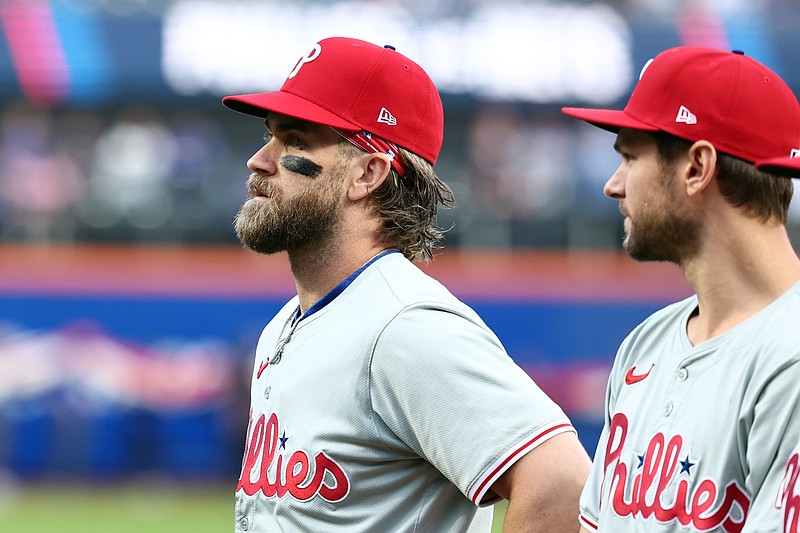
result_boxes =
[270,306,300,365]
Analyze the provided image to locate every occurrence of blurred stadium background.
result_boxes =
[0,0,798,530]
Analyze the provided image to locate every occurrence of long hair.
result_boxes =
[340,142,455,262]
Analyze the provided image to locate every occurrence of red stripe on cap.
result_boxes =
[471,422,573,504]
[332,128,408,177]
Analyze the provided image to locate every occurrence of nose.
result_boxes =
[603,164,625,200]
[247,143,278,176]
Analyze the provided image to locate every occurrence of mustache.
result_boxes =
[246,173,277,198]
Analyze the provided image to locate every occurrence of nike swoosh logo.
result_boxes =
[625,364,654,385]
[257,360,269,379]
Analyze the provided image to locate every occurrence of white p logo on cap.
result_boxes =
[639,58,655,80]
[288,44,322,79]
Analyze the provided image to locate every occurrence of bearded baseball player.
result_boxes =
[562,46,800,532]
[223,36,590,532]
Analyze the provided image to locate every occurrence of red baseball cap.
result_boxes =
[223,37,444,165]
[562,46,800,166]
[756,152,800,177]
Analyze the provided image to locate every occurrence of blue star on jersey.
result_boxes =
[636,452,695,475]
[680,456,695,475]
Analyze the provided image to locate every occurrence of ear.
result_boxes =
[347,153,392,202]
[683,140,717,197]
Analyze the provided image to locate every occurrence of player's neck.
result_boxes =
[288,238,391,315]
[683,222,800,345]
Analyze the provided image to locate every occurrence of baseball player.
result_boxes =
[561,46,800,532]
[223,37,590,532]
[758,155,800,533]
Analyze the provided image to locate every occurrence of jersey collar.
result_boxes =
[293,249,401,324]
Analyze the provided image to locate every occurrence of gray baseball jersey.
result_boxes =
[580,283,800,533]
[782,439,800,533]
[234,251,574,532]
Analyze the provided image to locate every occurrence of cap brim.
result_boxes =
[222,91,360,131]
[561,107,660,133]
[755,156,800,177]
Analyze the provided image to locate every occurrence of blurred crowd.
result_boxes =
[4,97,800,250]
[2,0,800,250]
[0,98,633,249]
[0,101,240,245]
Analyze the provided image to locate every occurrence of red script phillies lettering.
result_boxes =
[602,413,750,532]
[784,451,800,533]
[237,411,350,502]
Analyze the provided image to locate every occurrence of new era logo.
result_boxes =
[676,106,697,125]
[377,107,397,126]
[791,149,800,158]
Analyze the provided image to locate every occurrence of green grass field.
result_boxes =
[0,481,234,532]
[0,481,508,532]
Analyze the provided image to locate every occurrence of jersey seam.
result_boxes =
[366,303,409,455]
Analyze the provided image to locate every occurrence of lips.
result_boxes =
[247,175,273,199]
[252,187,270,199]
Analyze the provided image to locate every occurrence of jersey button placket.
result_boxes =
[663,366,688,418]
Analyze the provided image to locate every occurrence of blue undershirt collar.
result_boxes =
[292,249,400,325]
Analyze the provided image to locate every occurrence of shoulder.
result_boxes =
[361,257,507,360]
[629,295,697,337]
[738,285,800,377]
[614,296,696,357]
[357,253,477,316]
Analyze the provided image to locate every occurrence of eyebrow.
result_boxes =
[613,132,635,154]
[264,116,313,134]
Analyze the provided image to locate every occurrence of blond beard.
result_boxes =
[234,172,343,255]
